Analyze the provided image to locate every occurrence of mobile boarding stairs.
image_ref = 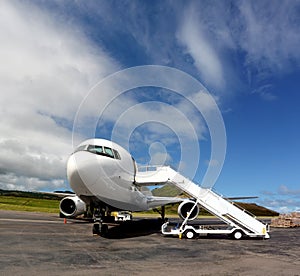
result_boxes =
[136,166,270,240]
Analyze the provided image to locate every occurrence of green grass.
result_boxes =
[0,191,279,217]
[0,196,60,213]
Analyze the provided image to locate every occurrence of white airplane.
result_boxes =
[59,138,196,235]
[59,138,261,238]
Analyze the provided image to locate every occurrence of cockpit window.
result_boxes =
[104,147,114,158]
[81,144,121,160]
[87,145,104,155]
[113,149,121,160]
[75,145,87,152]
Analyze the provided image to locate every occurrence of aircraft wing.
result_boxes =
[226,196,258,200]
[145,195,257,209]
[146,195,183,209]
[35,191,76,198]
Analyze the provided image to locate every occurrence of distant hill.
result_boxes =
[152,184,183,197]
[0,189,61,200]
[231,202,279,216]
[151,184,279,216]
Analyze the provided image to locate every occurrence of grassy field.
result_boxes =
[0,196,60,213]
[0,196,203,218]
[0,189,279,217]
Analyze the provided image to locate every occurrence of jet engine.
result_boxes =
[178,200,199,221]
[59,196,86,217]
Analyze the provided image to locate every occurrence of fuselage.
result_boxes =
[67,138,149,211]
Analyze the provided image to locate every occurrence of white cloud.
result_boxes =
[111,101,205,141]
[261,198,300,214]
[176,1,300,96]
[251,84,277,101]
[278,185,300,196]
[177,6,225,90]
[1,2,209,191]
[259,184,300,213]
[237,1,300,74]
[148,142,172,166]
[0,1,118,191]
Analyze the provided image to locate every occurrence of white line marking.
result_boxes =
[0,218,63,224]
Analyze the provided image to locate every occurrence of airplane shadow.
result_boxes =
[105,218,162,239]
[68,218,265,240]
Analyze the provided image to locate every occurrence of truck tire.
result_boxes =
[184,229,197,239]
[232,230,244,240]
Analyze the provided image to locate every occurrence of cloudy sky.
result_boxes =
[1,0,299,213]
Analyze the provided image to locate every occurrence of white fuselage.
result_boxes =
[67,139,148,211]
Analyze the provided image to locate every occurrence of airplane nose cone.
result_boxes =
[66,152,101,196]
[67,154,76,182]
[67,154,79,191]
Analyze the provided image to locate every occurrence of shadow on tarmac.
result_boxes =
[68,217,270,240]
[105,219,162,239]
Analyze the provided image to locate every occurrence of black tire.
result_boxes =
[232,230,244,240]
[92,224,100,235]
[184,229,197,239]
[100,224,108,237]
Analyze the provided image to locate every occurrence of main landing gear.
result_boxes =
[92,208,108,237]
[92,221,108,237]
[154,206,168,224]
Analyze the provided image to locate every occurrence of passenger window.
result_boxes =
[104,147,114,158]
[113,149,121,160]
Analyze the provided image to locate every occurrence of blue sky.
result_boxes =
[0,1,299,213]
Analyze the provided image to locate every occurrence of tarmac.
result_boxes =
[0,210,299,276]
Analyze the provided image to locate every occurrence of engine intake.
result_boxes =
[178,200,199,221]
[59,196,86,217]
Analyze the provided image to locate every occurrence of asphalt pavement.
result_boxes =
[0,210,299,275]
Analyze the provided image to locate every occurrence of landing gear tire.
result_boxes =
[93,223,108,237]
[184,229,197,239]
[232,230,243,240]
[93,224,100,235]
[100,224,108,237]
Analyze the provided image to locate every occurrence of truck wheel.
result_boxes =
[184,229,196,239]
[232,230,243,240]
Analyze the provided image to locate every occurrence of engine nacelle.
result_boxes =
[59,196,86,217]
[178,200,200,221]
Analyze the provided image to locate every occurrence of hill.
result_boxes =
[152,184,183,197]
[0,189,62,200]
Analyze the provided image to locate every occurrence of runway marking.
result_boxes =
[0,218,63,224]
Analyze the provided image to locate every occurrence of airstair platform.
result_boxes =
[136,166,270,239]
